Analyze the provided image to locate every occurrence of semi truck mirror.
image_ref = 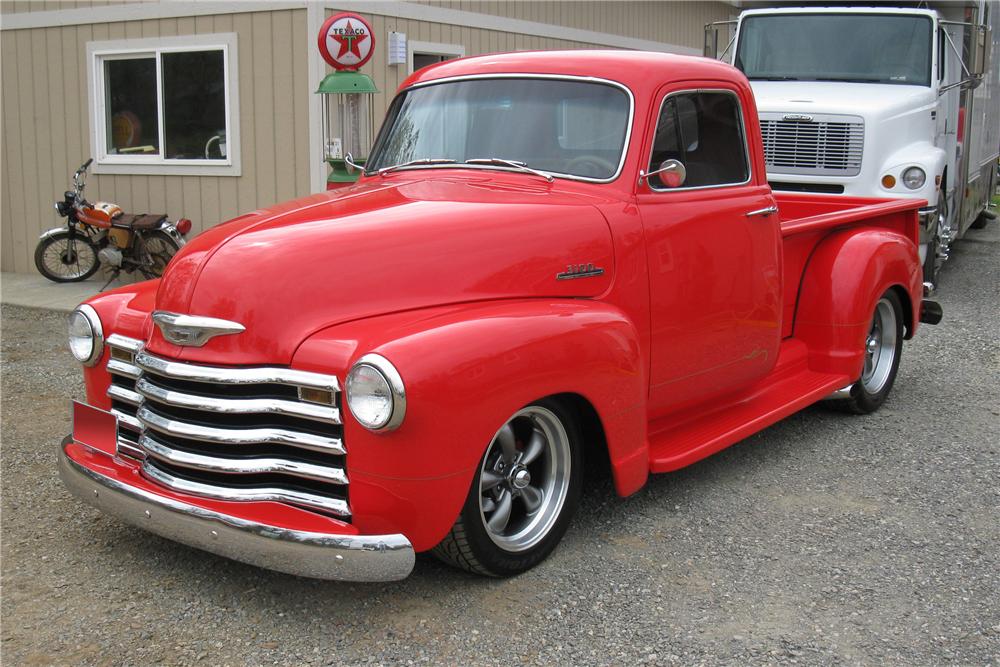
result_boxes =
[971,24,992,78]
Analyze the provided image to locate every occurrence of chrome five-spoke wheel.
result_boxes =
[861,297,897,395]
[432,398,583,576]
[478,406,572,552]
[839,290,904,415]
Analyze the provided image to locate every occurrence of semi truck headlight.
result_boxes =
[346,353,406,431]
[68,304,103,366]
[902,167,926,190]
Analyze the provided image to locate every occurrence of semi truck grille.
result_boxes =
[759,113,864,177]
[104,334,349,519]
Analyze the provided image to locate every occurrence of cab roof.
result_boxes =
[400,50,745,96]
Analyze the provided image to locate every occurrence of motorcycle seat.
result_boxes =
[114,214,167,230]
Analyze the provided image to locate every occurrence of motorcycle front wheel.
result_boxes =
[138,230,181,279]
[34,229,101,283]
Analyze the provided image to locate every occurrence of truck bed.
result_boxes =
[776,193,923,338]
[648,193,924,473]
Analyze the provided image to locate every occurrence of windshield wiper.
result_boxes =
[465,158,554,182]
[377,157,456,176]
[749,76,801,81]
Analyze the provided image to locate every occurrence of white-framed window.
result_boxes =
[407,40,465,74]
[86,33,240,176]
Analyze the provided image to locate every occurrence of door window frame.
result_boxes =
[642,86,753,193]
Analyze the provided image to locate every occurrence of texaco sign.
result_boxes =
[317,12,375,71]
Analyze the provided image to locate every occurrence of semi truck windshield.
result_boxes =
[735,14,933,87]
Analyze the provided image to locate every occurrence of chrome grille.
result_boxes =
[759,113,864,177]
[105,334,349,519]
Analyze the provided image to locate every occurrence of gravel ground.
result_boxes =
[2,223,998,667]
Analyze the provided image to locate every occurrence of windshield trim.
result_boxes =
[365,73,636,184]
[734,12,934,88]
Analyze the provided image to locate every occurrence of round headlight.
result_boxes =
[68,304,103,366]
[902,167,926,190]
[346,353,406,431]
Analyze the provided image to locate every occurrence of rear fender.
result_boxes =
[794,229,921,378]
[293,300,648,551]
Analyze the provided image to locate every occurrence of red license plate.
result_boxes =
[72,401,118,457]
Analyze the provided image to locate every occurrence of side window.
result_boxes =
[648,91,749,189]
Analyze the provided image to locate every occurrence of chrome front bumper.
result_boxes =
[58,436,415,581]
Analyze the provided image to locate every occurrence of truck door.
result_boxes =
[636,86,782,416]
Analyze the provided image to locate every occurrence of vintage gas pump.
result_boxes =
[316,12,378,189]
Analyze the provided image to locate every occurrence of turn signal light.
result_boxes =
[176,218,192,235]
[881,174,897,189]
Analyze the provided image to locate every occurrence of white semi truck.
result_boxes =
[707,3,999,288]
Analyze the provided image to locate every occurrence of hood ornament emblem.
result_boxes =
[152,311,245,347]
[782,113,814,122]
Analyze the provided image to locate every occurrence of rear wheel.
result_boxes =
[138,230,180,278]
[34,229,100,283]
[838,290,904,415]
[432,398,582,576]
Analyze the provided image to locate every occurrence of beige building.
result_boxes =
[1,1,733,275]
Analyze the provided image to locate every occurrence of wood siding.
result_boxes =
[1,9,310,273]
[416,1,732,50]
[2,2,732,274]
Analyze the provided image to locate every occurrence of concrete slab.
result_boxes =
[1,272,110,313]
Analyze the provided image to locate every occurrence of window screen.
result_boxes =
[648,91,749,189]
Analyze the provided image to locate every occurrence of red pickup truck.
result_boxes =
[59,51,942,581]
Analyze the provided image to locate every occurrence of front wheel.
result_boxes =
[34,229,100,283]
[838,290,904,414]
[137,230,181,278]
[432,398,583,576]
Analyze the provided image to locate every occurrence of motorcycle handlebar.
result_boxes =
[81,158,93,170]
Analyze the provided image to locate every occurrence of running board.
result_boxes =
[648,368,849,473]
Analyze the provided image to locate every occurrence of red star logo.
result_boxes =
[332,21,368,60]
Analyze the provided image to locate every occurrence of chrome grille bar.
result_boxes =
[107,384,142,406]
[107,359,141,379]
[142,460,351,517]
[136,377,340,424]
[136,351,340,391]
[101,334,349,518]
[140,434,348,485]
[106,333,143,353]
[137,406,346,455]
[112,407,142,432]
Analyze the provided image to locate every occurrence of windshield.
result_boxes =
[367,77,631,180]
[735,14,932,86]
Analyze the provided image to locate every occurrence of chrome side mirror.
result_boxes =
[639,159,686,188]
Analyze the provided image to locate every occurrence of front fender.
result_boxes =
[293,299,647,551]
[794,229,921,378]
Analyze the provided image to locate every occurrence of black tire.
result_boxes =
[970,210,994,230]
[138,230,181,278]
[838,290,904,415]
[432,397,583,577]
[34,229,101,283]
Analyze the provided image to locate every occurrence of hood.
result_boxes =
[749,81,936,121]
[146,175,616,365]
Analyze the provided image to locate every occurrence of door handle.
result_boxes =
[745,205,778,218]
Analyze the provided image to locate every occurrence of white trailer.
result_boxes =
[707,3,999,288]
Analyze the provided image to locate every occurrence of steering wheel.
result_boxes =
[564,155,617,178]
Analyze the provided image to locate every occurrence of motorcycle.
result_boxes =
[34,159,192,287]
